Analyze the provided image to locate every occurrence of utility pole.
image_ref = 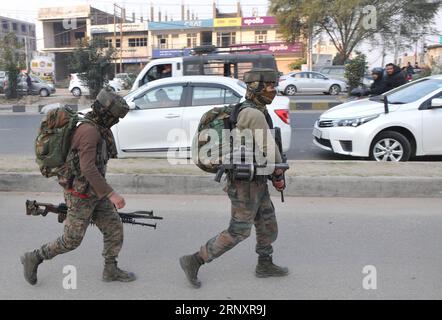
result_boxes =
[120,7,125,73]
[113,3,117,74]
[113,3,125,74]
[307,24,313,71]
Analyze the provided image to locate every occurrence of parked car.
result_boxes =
[3,73,55,97]
[131,48,278,92]
[277,71,347,95]
[319,66,346,83]
[69,73,122,97]
[312,75,442,161]
[113,73,133,89]
[82,76,291,158]
[320,65,374,87]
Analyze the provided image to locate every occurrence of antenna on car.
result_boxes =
[384,95,389,114]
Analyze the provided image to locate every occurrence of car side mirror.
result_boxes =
[430,98,442,109]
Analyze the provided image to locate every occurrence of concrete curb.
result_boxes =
[0,104,78,113]
[1,172,442,198]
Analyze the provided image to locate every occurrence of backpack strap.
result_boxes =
[228,102,274,129]
[227,102,245,129]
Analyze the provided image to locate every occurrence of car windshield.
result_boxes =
[370,79,442,104]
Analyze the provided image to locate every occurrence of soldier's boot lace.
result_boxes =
[255,255,289,278]
[102,262,136,282]
[179,252,204,288]
[20,249,43,285]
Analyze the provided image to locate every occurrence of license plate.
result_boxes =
[313,128,322,139]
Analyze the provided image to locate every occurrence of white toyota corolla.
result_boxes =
[111,76,292,158]
[313,75,442,161]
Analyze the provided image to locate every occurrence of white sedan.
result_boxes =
[111,76,292,158]
[69,73,122,97]
[278,71,347,96]
[313,75,442,161]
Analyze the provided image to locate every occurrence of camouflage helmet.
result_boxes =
[96,86,129,119]
[243,68,279,84]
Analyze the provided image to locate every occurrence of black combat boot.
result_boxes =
[179,252,204,288]
[20,250,44,285]
[255,255,289,278]
[102,262,136,282]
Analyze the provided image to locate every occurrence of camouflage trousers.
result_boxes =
[38,191,123,264]
[199,178,278,263]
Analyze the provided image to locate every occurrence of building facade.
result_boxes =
[39,4,306,81]
[0,16,36,69]
[37,5,122,82]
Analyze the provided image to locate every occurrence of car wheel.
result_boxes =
[329,85,341,95]
[39,89,49,97]
[284,85,297,96]
[370,131,411,162]
[71,87,81,97]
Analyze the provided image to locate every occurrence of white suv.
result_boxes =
[69,73,122,97]
[313,75,442,161]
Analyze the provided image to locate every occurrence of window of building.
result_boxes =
[187,33,197,48]
[2,21,9,31]
[116,39,121,48]
[157,35,167,49]
[106,39,112,48]
[128,38,148,47]
[216,32,236,47]
[59,32,70,46]
[255,30,267,44]
[12,23,17,31]
[21,24,26,33]
[171,34,179,49]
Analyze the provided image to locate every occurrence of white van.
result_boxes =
[131,53,278,92]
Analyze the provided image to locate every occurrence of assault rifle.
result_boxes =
[25,200,163,229]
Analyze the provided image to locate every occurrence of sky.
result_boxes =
[0,0,441,67]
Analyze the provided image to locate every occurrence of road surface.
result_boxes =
[1,192,441,300]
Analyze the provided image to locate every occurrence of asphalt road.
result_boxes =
[1,192,441,299]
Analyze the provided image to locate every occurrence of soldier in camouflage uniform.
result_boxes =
[180,68,289,288]
[21,87,136,285]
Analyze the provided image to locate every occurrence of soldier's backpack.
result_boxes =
[192,103,244,173]
[35,107,79,178]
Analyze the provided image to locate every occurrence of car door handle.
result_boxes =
[165,114,180,119]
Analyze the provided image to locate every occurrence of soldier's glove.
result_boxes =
[271,169,286,192]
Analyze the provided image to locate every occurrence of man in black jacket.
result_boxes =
[384,63,407,92]
[367,68,387,96]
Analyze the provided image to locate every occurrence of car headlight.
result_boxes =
[333,115,379,127]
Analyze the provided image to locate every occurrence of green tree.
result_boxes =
[270,0,441,65]
[69,37,116,99]
[288,58,307,70]
[344,52,368,92]
[0,33,26,99]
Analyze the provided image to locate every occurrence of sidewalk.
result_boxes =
[1,156,441,197]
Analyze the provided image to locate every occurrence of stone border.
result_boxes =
[1,172,442,198]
